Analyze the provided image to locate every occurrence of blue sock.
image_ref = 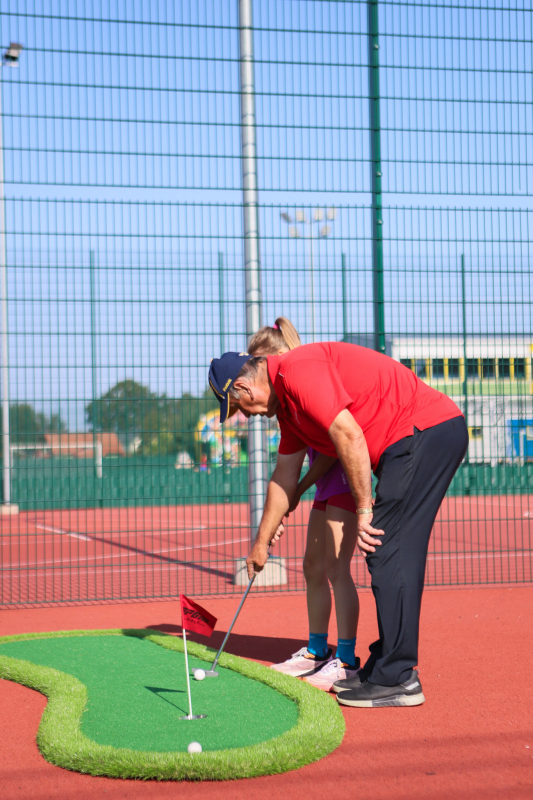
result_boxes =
[308,632,328,658]
[336,637,357,667]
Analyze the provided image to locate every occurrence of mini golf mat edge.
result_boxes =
[0,628,345,781]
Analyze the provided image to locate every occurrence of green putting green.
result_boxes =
[0,633,297,751]
[0,629,345,781]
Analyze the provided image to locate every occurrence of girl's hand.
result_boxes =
[287,489,302,514]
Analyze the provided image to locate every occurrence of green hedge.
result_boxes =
[4,457,533,510]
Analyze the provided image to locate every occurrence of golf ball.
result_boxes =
[194,668,206,681]
[188,741,202,754]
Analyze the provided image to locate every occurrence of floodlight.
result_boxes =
[3,43,23,66]
[295,210,306,222]
[327,208,337,220]
[288,227,301,238]
[313,208,324,221]
[320,225,332,237]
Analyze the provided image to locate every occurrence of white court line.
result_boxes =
[3,536,251,569]
[0,525,212,546]
[6,550,533,581]
[36,524,92,542]
[6,547,532,572]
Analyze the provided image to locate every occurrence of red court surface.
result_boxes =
[2,495,532,605]
[1,586,532,799]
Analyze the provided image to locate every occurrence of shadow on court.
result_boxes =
[146,623,304,664]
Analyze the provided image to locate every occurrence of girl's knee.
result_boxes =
[326,558,353,585]
[303,553,326,582]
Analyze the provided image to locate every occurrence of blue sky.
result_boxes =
[1,0,532,429]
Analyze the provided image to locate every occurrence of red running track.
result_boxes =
[1,496,532,606]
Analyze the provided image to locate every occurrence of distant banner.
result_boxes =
[180,594,217,637]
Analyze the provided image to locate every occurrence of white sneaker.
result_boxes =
[270,646,333,677]
[304,657,360,691]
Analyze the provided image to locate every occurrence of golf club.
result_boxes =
[205,545,272,677]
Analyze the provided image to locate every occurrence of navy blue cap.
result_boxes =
[209,352,253,422]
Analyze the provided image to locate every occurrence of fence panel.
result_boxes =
[0,0,531,605]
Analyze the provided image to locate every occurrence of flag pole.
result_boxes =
[180,626,207,720]
[182,627,193,719]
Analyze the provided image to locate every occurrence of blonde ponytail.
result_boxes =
[248,316,302,355]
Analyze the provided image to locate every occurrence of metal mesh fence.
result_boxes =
[1,0,532,605]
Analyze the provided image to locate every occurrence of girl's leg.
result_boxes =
[324,505,359,642]
[303,508,331,636]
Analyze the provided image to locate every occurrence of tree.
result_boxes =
[0,404,68,455]
[86,380,160,434]
[86,380,219,460]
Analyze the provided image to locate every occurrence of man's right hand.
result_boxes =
[356,512,385,555]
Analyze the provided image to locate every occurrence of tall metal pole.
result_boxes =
[367,0,386,355]
[461,253,469,464]
[341,253,348,341]
[0,66,11,506]
[239,0,267,540]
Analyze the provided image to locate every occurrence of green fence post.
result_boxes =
[367,0,386,355]
[218,251,225,354]
[341,253,348,341]
[461,253,469,467]
[90,250,102,503]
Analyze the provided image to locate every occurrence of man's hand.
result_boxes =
[356,511,384,555]
[246,541,269,579]
[246,522,284,579]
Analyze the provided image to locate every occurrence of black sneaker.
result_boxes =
[336,670,425,707]
[332,666,370,693]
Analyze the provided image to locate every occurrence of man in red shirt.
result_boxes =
[208,343,468,707]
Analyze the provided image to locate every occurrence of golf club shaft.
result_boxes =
[210,572,256,671]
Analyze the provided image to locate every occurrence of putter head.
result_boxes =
[204,669,219,677]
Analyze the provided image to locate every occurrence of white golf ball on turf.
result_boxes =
[188,741,202,754]
[194,668,206,681]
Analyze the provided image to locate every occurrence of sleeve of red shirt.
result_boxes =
[283,358,354,433]
[277,415,307,455]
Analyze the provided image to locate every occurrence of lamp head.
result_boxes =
[3,43,23,66]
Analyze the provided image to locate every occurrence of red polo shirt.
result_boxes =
[267,342,462,471]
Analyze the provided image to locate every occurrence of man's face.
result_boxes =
[231,374,279,419]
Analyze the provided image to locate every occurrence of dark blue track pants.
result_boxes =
[364,416,469,686]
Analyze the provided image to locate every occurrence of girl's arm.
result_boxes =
[287,452,337,513]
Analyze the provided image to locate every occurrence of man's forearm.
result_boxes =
[329,413,373,508]
[335,435,372,508]
[255,471,298,547]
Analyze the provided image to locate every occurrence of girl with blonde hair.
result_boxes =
[247,317,361,690]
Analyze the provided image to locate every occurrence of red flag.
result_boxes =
[180,594,217,637]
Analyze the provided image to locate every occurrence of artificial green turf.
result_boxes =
[0,629,345,780]
[0,634,297,752]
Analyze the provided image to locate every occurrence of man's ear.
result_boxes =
[233,379,253,399]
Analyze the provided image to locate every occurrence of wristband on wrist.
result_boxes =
[356,507,374,516]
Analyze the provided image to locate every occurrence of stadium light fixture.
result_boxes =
[3,43,23,66]
[280,207,336,342]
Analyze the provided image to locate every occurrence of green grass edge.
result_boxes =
[0,628,345,781]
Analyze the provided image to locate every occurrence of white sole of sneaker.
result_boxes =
[331,682,358,693]
[337,691,426,708]
[270,663,330,678]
